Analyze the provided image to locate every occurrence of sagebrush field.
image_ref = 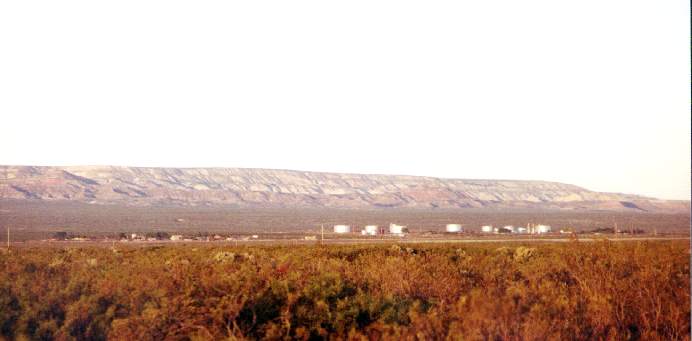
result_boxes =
[1,241,689,340]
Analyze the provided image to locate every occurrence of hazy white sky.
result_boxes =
[1,1,689,200]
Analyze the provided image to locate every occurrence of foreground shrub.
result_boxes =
[0,241,689,340]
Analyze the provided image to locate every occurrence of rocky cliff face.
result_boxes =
[0,166,687,212]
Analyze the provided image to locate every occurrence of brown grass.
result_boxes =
[0,240,689,340]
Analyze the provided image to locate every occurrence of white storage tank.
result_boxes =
[334,225,351,233]
[481,225,493,233]
[536,224,552,234]
[362,225,378,236]
[503,225,515,233]
[445,224,463,233]
[389,223,408,235]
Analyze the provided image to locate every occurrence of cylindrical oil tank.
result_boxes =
[445,224,463,233]
[536,225,552,233]
[389,223,407,235]
[333,225,351,233]
[363,225,378,235]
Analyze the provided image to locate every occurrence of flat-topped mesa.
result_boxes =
[0,165,687,212]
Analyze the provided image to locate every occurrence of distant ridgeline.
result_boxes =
[0,166,688,212]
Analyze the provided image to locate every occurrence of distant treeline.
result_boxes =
[51,231,173,241]
[584,227,647,234]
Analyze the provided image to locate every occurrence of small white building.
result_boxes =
[445,224,463,233]
[516,227,528,234]
[361,225,378,236]
[389,223,408,235]
[170,235,184,241]
[503,225,515,233]
[481,225,493,233]
[334,225,351,233]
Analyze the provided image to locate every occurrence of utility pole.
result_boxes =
[321,224,324,245]
[3,167,8,252]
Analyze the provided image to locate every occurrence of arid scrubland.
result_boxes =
[0,241,689,340]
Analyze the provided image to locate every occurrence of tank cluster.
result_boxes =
[481,224,552,234]
[332,223,409,236]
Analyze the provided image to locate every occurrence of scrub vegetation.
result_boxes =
[0,241,689,340]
